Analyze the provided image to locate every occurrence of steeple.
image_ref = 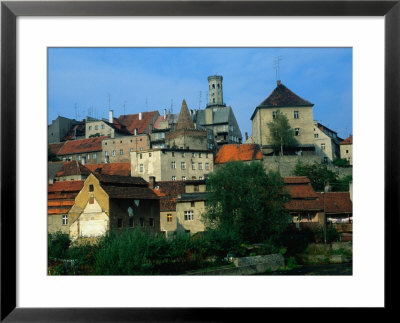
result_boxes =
[207,75,225,107]
[174,100,195,130]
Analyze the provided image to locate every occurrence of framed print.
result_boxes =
[1,0,398,321]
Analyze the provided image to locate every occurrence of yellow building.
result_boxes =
[68,173,159,240]
[251,81,315,153]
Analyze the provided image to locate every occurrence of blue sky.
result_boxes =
[48,47,352,139]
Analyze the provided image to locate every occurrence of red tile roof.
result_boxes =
[317,192,352,214]
[286,185,318,199]
[285,198,323,212]
[283,176,311,185]
[56,160,92,177]
[152,181,186,211]
[117,111,159,134]
[340,135,353,145]
[85,163,131,176]
[48,142,66,155]
[57,136,107,155]
[174,100,195,130]
[214,144,263,164]
[48,180,84,193]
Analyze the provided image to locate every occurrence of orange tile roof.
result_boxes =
[48,207,71,215]
[340,135,353,145]
[48,180,84,193]
[85,163,131,176]
[117,111,159,134]
[48,200,75,207]
[152,181,186,211]
[57,136,107,155]
[286,185,318,199]
[214,144,263,164]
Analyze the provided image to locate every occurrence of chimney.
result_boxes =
[245,132,248,141]
[139,112,142,120]
[109,110,114,123]
[163,109,166,120]
[277,80,281,86]
[49,178,54,185]
[148,176,156,189]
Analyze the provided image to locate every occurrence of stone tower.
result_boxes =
[207,75,225,107]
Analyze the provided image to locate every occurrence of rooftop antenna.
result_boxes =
[170,99,173,114]
[74,103,78,120]
[145,98,148,110]
[273,56,283,81]
[123,101,127,115]
[198,91,202,109]
[108,93,111,109]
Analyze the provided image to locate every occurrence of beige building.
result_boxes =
[131,148,213,182]
[85,110,131,139]
[340,135,353,165]
[68,173,159,240]
[102,134,150,163]
[54,136,106,164]
[175,180,207,235]
[251,81,315,153]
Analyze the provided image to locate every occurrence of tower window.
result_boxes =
[212,84,215,89]
[213,98,215,103]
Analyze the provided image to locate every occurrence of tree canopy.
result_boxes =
[267,110,297,156]
[293,160,352,192]
[202,161,291,243]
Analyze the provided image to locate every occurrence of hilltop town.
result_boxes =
[48,75,353,275]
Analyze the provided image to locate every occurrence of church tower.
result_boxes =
[207,75,225,107]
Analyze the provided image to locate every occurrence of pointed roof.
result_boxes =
[258,82,313,108]
[340,135,353,145]
[174,100,195,130]
[56,160,92,177]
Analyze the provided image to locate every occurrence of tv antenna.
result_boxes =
[273,56,283,81]
[198,91,202,109]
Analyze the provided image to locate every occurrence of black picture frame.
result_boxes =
[1,0,398,321]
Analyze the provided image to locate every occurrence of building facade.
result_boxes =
[340,135,353,165]
[102,134,150,163]
[251,81,315,152]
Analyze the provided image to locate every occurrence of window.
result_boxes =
[87,154,90,160]
[140,147,143,151]
[272,111,277,119]
[62,215,68,225]
[192,153,196,158]
[140,218,144,227]
[89,184,94,192]
[323,157,328,164]
[140,153,142,159]
[213,98,215,103]
[161,133,165,139]
[182,176,186,180]
[155,133,159,139]
[149,152,152,157]
[112,150,116,156]
[172,152,175,157]
[167,214,172,223]
[321,143,326,151]
[101,124,105,129]
[105,151,108,156]
[78,155,81,161]
[314,133,319,138]
[88,126,92,131]
[93,153,97,159]
[184,211,194,221]
[194,185,199,192]
[130,148,134,152]
[181,153,185,158]
[191,201,195,207]
[117,218,123,228]
[205,163,209,170]
[119,149,123,155]
[199,153,202,158]
[181,162,186,169]
[198,163,203,170]
[294,111,299,119]
[139,164,144,173]
[171,161,176,169]
[206,153,209,158]
[172,176,176,181]
[192,163,196,170]
[229,125,233,132]
[199,176,203,180]
[295,128,300,136]
[95,125,98,130]
[308,214,313,222]
[149,218,154,227]
[129,218,134,228]
[346,150,349,153]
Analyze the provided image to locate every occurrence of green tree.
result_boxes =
[203,161,291,243]
[332,158,350,168]
[267,110,297,156]
[293,160,351,192]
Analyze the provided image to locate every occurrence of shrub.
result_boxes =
[48,232,70,259]
[313,226,341,243]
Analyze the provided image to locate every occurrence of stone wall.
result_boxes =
[262,155,352,178]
